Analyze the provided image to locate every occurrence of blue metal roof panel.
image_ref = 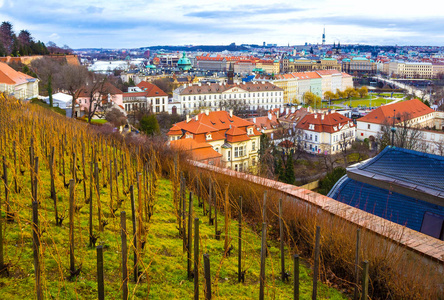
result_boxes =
[330,178,444,232]
[357,147,444,193]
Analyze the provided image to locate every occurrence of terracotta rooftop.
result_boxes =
[297,112,355,133]
[136,81,168,97]
[358,99,434,125]
[0,62,36,85]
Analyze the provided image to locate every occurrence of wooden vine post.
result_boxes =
[312,226,321,300]
[224,184,230,253]
[97,245,105,300]
[69,179,77,277]
[194,217,199,300]
[238,196,243,283]
[32,200,43,300]
[187,192,193,279]
[259,222,267,300]
[203,254,212,300]
[121,211,128,300]
[130,185,139,283]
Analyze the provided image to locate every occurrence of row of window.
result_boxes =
[181,92,282,101]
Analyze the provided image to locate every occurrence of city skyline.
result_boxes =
[1,0,443,49]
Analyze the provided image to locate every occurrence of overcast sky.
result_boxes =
[1,0,443,49]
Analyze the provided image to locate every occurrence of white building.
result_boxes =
[172,81,284,115]
[295,111,356,155]
[123,81,168,113]
[357,99,444,155]
[0,62,39,100]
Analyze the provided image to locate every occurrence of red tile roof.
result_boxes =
[169,139,222,161]
[358,99,434,125]
[0,62,36,85]
[297,112,354,133]
[136,81,168,97]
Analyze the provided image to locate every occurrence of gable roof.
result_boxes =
[137,81,168,97]
[0,62,36,85]
[296,112,354,133]
[358,99,434,124]
[169,138,222,161]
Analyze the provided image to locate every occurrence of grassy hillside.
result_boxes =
[0,94,346,299]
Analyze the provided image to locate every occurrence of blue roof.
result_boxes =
[328,147,444,236]
[242,75,255,82]
[329,177,444,232]
[357,147,444,193]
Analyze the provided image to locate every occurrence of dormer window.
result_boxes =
[333,126,338,131]
[309,124,315,130]
[248,128,253,135]
[206,133,212,140]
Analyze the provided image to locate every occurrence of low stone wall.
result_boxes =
[191,160,444,266]
[299,180,319,191]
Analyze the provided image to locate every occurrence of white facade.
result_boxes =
[172,82,284,115]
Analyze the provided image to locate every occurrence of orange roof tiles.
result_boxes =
[136,81,168,97]
[169,139,222,161]
[297,112,355,133]
[0,62,36,85]
[358,99,434,125]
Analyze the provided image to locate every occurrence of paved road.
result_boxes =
[372,76,430,101]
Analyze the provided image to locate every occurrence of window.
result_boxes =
[239,164,243,172]
[367,124,370,130]
[252,141,256,151]
[234,147,239,158]
[215,147,219,153]
[239,146,244,157]
[228,150,231,161]
[252,158,256,166]
[315,135,318,142]
[235,164,238,171]
[206,133,212,140]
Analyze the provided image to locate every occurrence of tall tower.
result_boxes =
[322,27,325,45]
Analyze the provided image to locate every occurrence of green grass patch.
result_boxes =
[30,98,67,116]
[0,155,346,299]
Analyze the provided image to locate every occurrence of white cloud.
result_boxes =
[49,33,60,40]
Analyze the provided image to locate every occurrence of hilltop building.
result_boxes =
[168,110,261,172]
[0,62,39,100]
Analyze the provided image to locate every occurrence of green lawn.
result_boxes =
[30,98,67,116]
[329,97,395,107]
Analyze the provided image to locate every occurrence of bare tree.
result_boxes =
[83,75,119,123]
[377,112,424,151]
[30,57,62,106]
[59,64,89,118]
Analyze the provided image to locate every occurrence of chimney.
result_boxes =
[205,109,209,116]
[321,114,324,120]
[290,107,295,114]
[268,113,272,120]
[195,114,199,121]
[183,84,186,88]
[186,114,190,123]
[229,109,233,118]
[314,114,317,119]
[253,117,256,123]
[286,107,289,115]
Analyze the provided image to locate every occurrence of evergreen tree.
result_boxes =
[276,158,285,182]
[284,153,295,184]
[139,114,160,135]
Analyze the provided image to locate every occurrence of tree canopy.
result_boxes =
[0,21,49,56]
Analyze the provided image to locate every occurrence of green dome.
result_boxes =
[177,52,192,71]
[146,64,156,69]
